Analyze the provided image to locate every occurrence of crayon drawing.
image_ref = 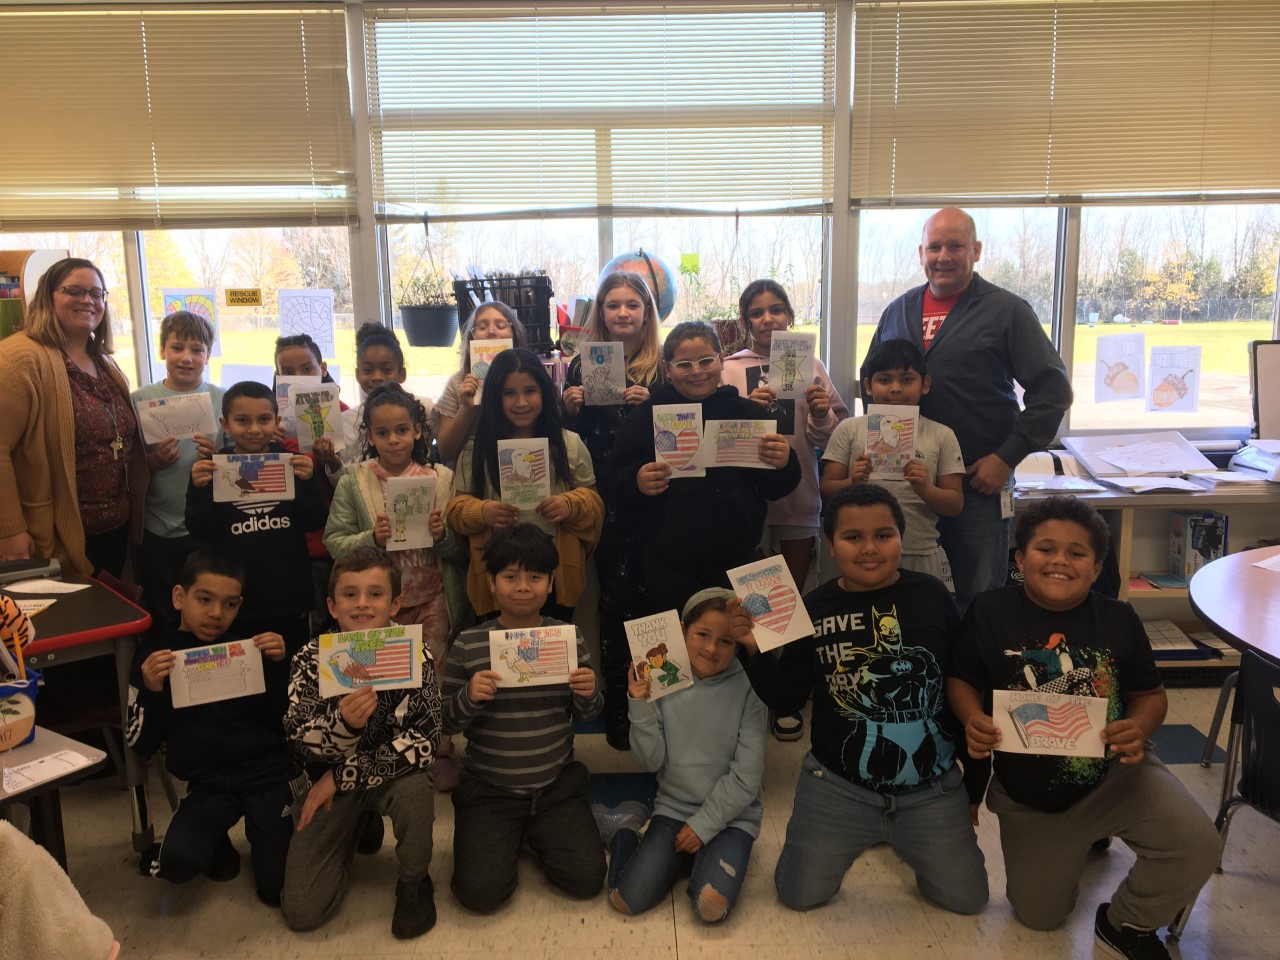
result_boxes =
[135,392,217,445]
[275,375,321,440]
[497,438,552,509]
[317,625,423,698]
[865,404,918,480]
[470,338,514,403]
[488,624,578,687]
[1094,333,1146,403]
[704,419,775,470]
[992,689,1108,758]
[289,383,344,454]
[727,556,812,652]
[1147,345,1201,414]
[768,332,816,399]
[653,403,706,478]
[582,342,626,406]
[212,452,295,503]
[163,288,220,356]
[385,475,436,551]
[170,641,266,709]
[624,610,694,701]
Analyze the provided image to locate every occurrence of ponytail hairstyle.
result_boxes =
[472,348,571,494]
[361,383,431,465]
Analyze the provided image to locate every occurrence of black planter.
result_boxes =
[400,305,459,348]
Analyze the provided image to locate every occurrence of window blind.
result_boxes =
[851,0,1280,204]
[364,2,835,221]
[0,4,355,231]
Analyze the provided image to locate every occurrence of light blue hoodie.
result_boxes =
[627,657,767,841]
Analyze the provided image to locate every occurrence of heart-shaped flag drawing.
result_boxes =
[473,360,491,380]
[656,428,700,470]
[754,583,797,634]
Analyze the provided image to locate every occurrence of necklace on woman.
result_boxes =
[107,398,123,460]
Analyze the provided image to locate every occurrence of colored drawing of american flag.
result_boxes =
[1009,700,1093,746]
[241,461,288,494]
[715,428,762,466]
[519,635,569,674]
[350,637,414,682]
[500,448,546,483]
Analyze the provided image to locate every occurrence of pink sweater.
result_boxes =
[721,348,848,528]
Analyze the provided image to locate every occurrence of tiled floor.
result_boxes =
[30,685,1280,959]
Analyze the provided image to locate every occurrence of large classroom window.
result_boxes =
[1071,205,1279,432]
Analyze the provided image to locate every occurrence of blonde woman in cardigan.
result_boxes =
[0,258,146,575]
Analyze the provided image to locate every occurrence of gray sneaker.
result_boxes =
[591,801,649,844]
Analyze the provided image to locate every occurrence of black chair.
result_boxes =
[1171,648,1280,937]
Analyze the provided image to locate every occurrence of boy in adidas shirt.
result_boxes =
[948,496,1216,960]
[187,381,327,670]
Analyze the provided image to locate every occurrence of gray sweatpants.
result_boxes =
[987,752,1218,931]
[280,770,435,931]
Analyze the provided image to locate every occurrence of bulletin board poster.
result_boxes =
[163,288,220,357]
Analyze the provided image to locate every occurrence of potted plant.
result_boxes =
[397,272,459,348]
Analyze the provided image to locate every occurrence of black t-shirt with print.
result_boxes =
[952,587,1162,813]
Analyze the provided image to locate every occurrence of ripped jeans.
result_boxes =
[606,815,754,922]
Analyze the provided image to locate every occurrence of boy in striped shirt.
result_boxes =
[442,523,605,913]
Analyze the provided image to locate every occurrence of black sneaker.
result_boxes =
[1094,902,1171,960]
[392,877,437,939]
[205,835,241,882]
[138,841,161,877]
[771,713,804,742]
[356,811,385,855]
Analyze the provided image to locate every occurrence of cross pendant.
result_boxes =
[110,436,123,460]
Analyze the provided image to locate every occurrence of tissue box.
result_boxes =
[1169,511,1227,582]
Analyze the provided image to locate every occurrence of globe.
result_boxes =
[600,249,678,320]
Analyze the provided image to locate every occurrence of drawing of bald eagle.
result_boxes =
[328,650,374,685]
[867,415,905,453]
[507,449,538,482]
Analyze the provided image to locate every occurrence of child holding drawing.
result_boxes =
[323,382,464,790]
[445,347,603,622]
[561,271,667,749]
[186,381,326,665]
[127,551,293,907]
[430,301,529,464]
[820,339,964,591]
[594,587,766,924]
[324,321,412,482]
[600,320,801,617]
[131,308,225,627]
[734,484,988,917]
[323,383,461,666]
[947,496,1216,955]
[442,523,605,913]
[722,279,848,742]
[281,547,442,940]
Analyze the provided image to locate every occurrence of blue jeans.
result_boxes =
[608,815,755,922]
[937,478,1012,615]
[774,753,988,915]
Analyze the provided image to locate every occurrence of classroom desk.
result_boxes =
[6,576,155,850]
[1188,544,1280,661]
[0,726,107,870]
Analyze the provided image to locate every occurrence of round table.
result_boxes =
[1189,544,1280,660]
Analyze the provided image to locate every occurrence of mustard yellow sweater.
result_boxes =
[0,331,147,575]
